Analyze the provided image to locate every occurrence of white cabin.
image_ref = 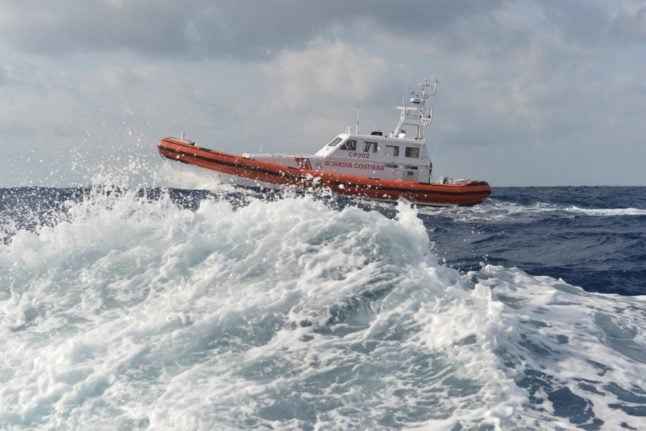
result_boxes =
[242,79,439,184]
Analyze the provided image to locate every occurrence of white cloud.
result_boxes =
[0,1,644,186]
[0,0,505,59]
[261,41,389,110]
[611,2,646,42]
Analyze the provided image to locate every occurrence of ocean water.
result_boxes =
[1,184,645,430]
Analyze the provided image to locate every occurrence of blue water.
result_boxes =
[1,185,645,430]
[427,187,646,296]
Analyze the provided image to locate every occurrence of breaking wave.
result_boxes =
[0,186,645,430]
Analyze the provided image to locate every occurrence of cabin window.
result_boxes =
[340,139,357,151]
[385,145,399,157]
[405,147,420,158]
[327,137,342,147]
[363,141,378,153]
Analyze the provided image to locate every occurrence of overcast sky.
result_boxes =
[1,0,645,187]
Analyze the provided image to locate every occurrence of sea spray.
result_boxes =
[0,186,645,430]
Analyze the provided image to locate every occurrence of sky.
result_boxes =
[0,0,645,187]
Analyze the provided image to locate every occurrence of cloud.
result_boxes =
[0,1,644,186]
[0,1,195,56]
[261,41,388,110]
[536,0,646,46]
[610,3,646,42]
[0,0,504,59]
[537,0,611,45]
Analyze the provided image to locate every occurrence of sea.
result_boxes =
[0,183,645,430]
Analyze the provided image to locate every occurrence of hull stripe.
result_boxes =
[158,141,491,204]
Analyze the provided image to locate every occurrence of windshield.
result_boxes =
[327,137,343,147]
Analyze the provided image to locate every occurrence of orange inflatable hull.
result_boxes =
[158,138,492,206]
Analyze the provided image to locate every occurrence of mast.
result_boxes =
[391,78,439,141]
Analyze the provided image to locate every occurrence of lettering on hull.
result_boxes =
[348,152,370,159]
[324,160,352,168]
[324,159,385,171]
[353,163,384,171]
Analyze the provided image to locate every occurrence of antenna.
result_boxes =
[355,105,360,134]
[391,77,440,140]
[420,78,439,127]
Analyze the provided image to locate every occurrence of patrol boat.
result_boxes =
[158,79,491,206]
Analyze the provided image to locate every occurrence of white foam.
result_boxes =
[418,200,564,223]
[1,188,645,429]
[420,199,646,224]
[153,160,240,192]
[564,206,646,217]
[472,265,646,430]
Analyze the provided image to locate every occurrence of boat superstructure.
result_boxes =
[239,79,438,183]
[158,79,492,206]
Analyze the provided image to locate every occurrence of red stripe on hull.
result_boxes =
[157,138,491,206]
